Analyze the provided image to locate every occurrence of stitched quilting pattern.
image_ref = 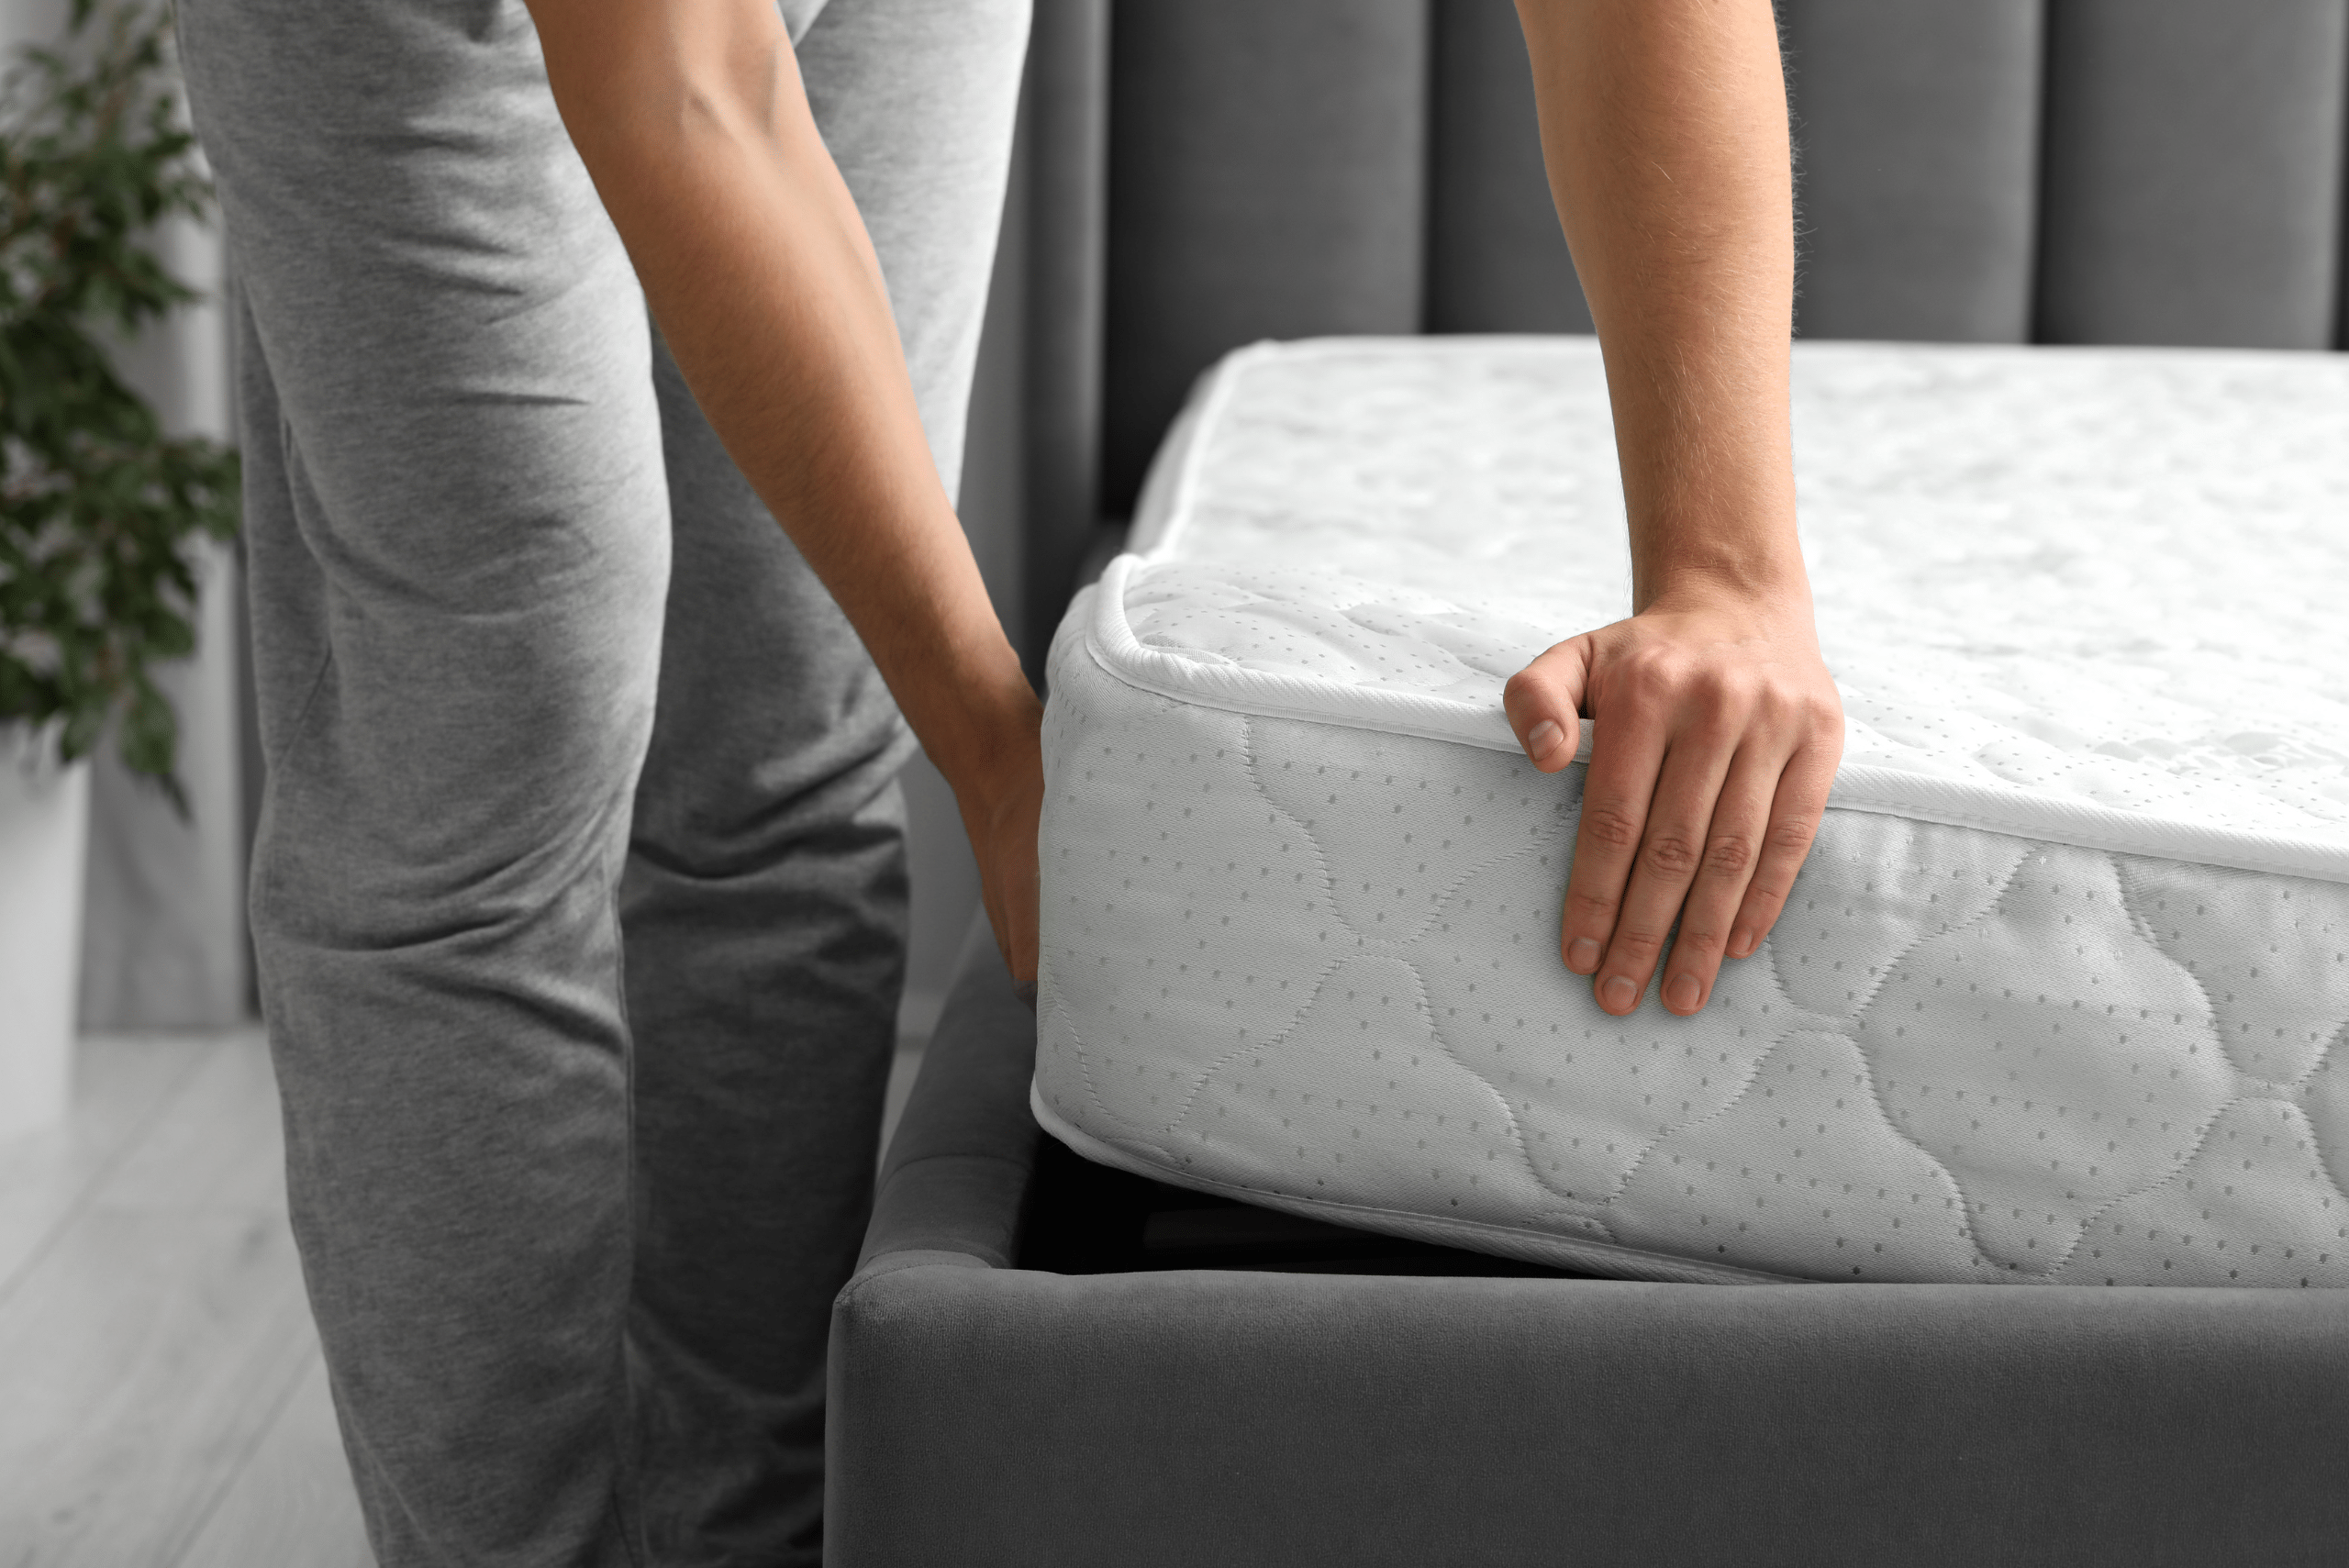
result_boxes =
[1034,339,2349,1285]
[1039,636,2349,1284]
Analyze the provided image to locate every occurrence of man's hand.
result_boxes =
[1514,0,1824,1012]
[1505,587,1842,1018]
[958,723,1046,1003]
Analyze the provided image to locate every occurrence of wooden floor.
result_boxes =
[0,1030,927,1568]
[0,1030,370,1567]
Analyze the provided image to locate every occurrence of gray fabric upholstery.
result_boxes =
[1100,0,1431,514]
[834,921,2349,1567]
[860,921,1041,1275]
[2038,0,2349,349]
[1779,0,2043,342]
[1426,0,1591,335]
[1018,0,1111,664]
[834,1271,2349,1567]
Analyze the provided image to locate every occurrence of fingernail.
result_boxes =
[1567,938,1600,973]
[1599,974,1636,1011]
[1664,973,1700,1013]
[1728,927,1755,958]
[1528,719,1564,759]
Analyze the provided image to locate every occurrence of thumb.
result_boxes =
[1501,637,1590,773]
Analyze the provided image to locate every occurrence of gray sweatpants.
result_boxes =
[173,1,1028,1562]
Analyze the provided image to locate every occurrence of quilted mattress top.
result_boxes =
[1097,337,2349,883]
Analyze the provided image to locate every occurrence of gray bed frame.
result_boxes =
[831,932,2349,1565]
[829,4,2349,1560]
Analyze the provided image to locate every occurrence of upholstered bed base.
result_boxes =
[828,924,2349,1566]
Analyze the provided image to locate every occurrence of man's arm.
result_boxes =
[523,0,1041,986]
[1507,0,1843,1016]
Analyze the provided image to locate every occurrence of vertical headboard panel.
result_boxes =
[1098,0,1431,516]
[1014,2,2349,633]
[1778,0,2045,342]
[1425,0,1591,334]
[1019,0,1111,662]
[2037,0,2349,348]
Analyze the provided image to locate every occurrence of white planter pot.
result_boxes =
[0,724,88,1143]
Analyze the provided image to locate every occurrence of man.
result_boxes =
[175,0,1839,1562]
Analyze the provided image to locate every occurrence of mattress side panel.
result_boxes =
[1040,632,2349,1285]
[1050,337,2349,1285]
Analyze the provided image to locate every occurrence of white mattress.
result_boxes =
[1032,337,2349,1286]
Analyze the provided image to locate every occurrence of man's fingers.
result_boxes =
[1593,734,1735,1016]
[967,754,1044,1006]
[1503,639,1589,773]
[1727,741,1837,958]
[1558,710,1665,982]
[1514,608,1843,1016]
[1655,745,1782,1015]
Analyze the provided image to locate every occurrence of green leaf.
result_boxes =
[0,0,238,806]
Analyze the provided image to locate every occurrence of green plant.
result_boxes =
[0,0,238,810]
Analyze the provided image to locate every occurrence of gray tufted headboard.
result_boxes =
[1002,0,2349,662]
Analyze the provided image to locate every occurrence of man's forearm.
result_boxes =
[1515,0,1800,612]
[1506,1,1838,1019]
[530,0,1035,802]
